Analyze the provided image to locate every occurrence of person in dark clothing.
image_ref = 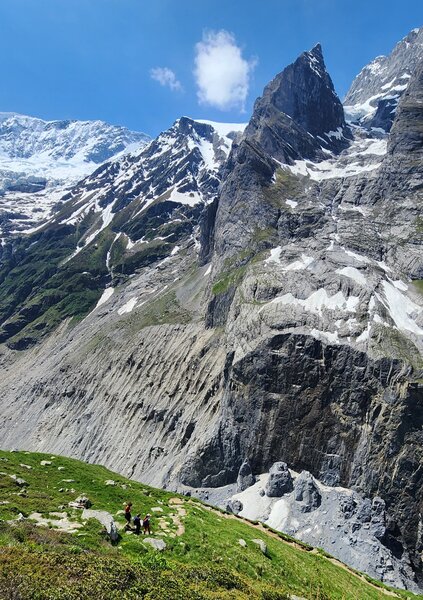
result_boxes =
[133,514,141,535]
[124,502,133,529]
[143,513,151,535]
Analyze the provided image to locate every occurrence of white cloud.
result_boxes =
[150,67,182,92]
[194,30,256,111]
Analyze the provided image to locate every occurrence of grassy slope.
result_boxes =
[0,450,421,600]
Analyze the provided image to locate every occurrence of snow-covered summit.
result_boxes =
[0,112,150,237]
[344,26,423,130]
[0,112,150,184]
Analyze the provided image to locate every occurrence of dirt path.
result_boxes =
[168,497,186,536]
[28,512,83,534]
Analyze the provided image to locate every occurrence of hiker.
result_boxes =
[133,513,141,535]
[143,513,151,535]
[124,502,133,529]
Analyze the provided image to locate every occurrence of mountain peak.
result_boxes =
[246,42,350,161]
[344,26,423,130]
[308,42,323,59]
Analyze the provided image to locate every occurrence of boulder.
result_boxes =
[339,495,357,519]
[40,460,52,466]
[265,462,293,497]
[252,539,267,554]
[226,499,243,515]
[294,471,321,513]
[236,460,255,492]
[143,537,166,551]
[82,509,119,542]
[69,496,92,509]
[356,498,372,524]
[238,538,247,548]
[10,474,28,486]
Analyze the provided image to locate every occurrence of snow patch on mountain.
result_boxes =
[285,129,387,181]
[265,289,360,314]
[96,287,115,308]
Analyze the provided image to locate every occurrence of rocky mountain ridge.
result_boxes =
[0,28,421,591]
[344,26,423,131]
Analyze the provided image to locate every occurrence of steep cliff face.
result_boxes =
[192,43,423,587]
[0,37,422,590]
[250,44,351,158]
[208,43,352,287]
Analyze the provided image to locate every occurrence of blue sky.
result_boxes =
[0,0,421,136]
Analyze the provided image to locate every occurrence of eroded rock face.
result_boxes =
[236,460,255,492]
[294,471,321,513]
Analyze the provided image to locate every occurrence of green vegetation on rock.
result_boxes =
[263,168,306,208]
[117,290,192,332]
[0,450,420,600]
[412,280,423,296]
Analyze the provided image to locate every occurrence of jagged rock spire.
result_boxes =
[245,43,351,163]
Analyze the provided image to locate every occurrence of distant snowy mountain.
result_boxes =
[344,27,423,130]
[0,112,150,236]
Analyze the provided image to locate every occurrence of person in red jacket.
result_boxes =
[124,502,133,529]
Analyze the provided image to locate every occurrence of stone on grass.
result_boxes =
[143,537,166,551]
[40,460,52,466]
[105,480,116,486]
[69,496,92,509]
[10,474,28,486]
[82,509,119,542]
[238,538,247,547]
[252,539,267,554]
